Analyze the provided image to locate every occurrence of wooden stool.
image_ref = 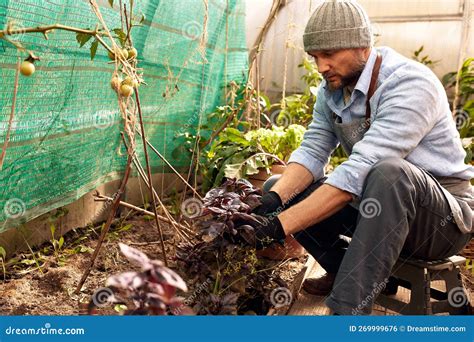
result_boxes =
[376,255,470,315]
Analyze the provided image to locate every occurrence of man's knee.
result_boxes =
[366,157,410,184]
[363,157,419,203]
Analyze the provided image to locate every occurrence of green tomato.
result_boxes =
[128,48,138,59]
[119,84,134,97]
[20,60,35,76]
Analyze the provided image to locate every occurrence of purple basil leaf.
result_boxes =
[147,261,188,292]
[147,282,165,296]
[169,298,195,315]
[237,225,256,245]
[146,292,167,309]
[207,206,227,215]
[201,222,226,240]
[243,194,262,210]
[106,271,144,290]
[203,188,225,203]
[238,202,250,212]
[231,212,259,222]
[119,243,150,267]
[222,292,239,306]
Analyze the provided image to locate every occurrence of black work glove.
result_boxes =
[237,214,286,250]
[253,191,283,217]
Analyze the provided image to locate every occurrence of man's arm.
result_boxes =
[269,163,352,236]
[278,184,352,235]
[271,83,338,204]
[269,163,314,204]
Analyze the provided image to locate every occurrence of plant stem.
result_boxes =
[119,0,124,32]
[20,233,44,275]
[93,194,194,237]
[135,129,203,200]
[134,88,169,266]
[200,109,237,149]
[1,24,114,54]
[119,133,194,242]
[75,151,133,293]
[2,23,98,36]
[130,157,193,241]
[219,258,291,295]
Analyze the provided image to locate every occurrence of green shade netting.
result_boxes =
[0,0,248,231]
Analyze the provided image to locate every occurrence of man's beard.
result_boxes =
[326,57,367,91]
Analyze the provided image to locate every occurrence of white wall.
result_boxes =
[246,0,473,98]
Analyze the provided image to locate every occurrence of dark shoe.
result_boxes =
[302,273,336,296]
[381,276,399,296]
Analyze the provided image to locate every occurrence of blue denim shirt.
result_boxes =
[288,46,474,198]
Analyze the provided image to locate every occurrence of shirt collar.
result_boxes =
[354,47,377,96]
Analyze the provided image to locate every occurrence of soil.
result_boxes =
[0,213,307,315]
[2,212,470,316]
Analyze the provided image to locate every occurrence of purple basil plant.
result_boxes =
[89,243,192,315]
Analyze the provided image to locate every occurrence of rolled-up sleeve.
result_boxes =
[324,71,440,197]
[288,85,339,181]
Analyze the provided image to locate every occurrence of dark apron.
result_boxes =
[331,52,382,156]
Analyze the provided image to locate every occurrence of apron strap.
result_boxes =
[365,52,383,127]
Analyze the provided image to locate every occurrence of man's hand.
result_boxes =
[254,191,283,217]
[239,214,286,250]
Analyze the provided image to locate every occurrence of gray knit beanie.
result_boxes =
[303,0,373,52]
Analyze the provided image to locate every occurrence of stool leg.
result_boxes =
[443,267,469,315]
[400,267,427,315]
[423,270,432,315]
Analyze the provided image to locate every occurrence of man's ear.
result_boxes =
[361,47,371,57]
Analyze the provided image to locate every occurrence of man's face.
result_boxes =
[308,48,370,91]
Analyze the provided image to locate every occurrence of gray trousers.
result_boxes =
[263,157,472,315]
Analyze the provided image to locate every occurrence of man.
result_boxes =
[247,0,474,315]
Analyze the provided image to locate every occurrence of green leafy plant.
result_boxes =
[0,246,6,280]
[443,58,474,107]
[201,124,305,191]
[174,58,321,191]
[50,224,65,258]
[412,45,439,68]
[271,57,322,127]
[443,57,474,163]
